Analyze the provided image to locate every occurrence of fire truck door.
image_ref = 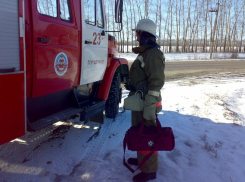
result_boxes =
[80,0,108,85]
[31,0,79,98]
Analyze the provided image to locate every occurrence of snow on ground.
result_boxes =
[119,52,245,62]
[0,72,245,182]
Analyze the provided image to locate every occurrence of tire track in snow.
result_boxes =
[81,118,114,162]
[80,105,129,162]
[50,119,116,182]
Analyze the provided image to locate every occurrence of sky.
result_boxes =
[0,54,245,182]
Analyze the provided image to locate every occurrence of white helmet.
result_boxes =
[133,19,160,39]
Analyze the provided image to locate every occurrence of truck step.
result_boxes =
[28,107,82,131]
[80,100,106,122]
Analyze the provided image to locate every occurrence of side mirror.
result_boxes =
[115,0,123,23]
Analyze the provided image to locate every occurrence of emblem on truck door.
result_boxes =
[54,52,68,76]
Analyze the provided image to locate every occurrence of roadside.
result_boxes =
[121,52,245,82]
[127,59,245,81]
[165,60,245,81]
[165,69,245,81]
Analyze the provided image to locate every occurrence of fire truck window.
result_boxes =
[84,0,95,25]
[60,0,71,21]
[96,0,104,28]
[37,0,58,17]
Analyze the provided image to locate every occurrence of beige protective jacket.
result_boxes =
[129,45,165,120]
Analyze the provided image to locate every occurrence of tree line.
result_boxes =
[105,0,245,53]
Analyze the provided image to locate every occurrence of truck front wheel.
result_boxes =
[105,72,121,118]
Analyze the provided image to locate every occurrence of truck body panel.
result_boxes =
[0,0,26,144]
[0,0,128,145]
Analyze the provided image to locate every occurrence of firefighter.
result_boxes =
[125,19,165,182]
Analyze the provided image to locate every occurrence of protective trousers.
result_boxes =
[131,111,158,173]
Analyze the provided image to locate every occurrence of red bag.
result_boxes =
[123,115,175,173]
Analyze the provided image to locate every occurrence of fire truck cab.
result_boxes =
[0,0,128,145]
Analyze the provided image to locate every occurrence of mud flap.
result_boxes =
[80,100,106,123]
[90,112,104,124]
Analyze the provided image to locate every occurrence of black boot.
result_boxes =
[133,172,156,182]
[127,158,138,165]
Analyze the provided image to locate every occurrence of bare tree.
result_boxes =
[209,1,220,59]
[145,0,149,18]
[103,0,245,54]
[125,1,129,52]
[239,0,245,52]
[175,0,180,52]
[169,0,173,53]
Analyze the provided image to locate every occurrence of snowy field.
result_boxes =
[119,52,245,62]
[0,72,245,182]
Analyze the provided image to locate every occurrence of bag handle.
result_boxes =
[139,114,162,136]
[123,133,155,173]
[123,114,164,173]
[135,90,144,99]
[123,131,164,173]
[138,114,162,154]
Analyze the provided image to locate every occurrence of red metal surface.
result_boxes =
[0,73,25,145]
[107,35,119,68]
[97,58,128,100]
[30,0,81,98]
[25,0,34,98]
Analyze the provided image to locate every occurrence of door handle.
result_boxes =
[38,37,51,43]
[85,40,92,44]
[101,30,105,36]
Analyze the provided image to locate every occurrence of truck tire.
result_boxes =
[105,72,121,118]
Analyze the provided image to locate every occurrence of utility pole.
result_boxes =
[209,1,220,59]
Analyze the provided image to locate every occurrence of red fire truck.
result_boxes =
[0,0,129,145]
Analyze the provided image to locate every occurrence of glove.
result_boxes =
[143,94,158,121]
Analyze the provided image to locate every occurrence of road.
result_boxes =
[165,59,245,80]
